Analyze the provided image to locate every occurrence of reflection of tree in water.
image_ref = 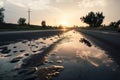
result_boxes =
[80,38,92,47]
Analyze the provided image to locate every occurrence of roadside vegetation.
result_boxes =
[80,11,120,32]
[0,8,67,31]
[0,23,61,31]
[0,7,120,31]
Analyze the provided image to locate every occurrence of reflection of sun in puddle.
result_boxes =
[0,30,120,80]
[46,30,118,69]
[40,30,120,80]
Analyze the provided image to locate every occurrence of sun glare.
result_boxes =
[61,21,69,27]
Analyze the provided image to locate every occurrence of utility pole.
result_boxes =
[28,8,31,25]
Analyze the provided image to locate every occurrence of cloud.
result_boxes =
[56,0,74,3]
[7,0,26,8]
[48,0,80,12]
[6,0,51,10]
[0,0,4,7]
[6,0,62,15]
[27,0,50,9]
[78,0,106,8]
[3,0,120,26]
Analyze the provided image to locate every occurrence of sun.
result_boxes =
[61,21,69,27]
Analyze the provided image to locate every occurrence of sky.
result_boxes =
[0,0,120,27]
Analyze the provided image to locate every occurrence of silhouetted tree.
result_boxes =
[0,8,5,24]
[17,18,26,25]
[109,22,116,27]
[80,11,105,27]
[109,20,120,28]
[59,24,63,29]
[41,20,46,28]
[116,20,120,28]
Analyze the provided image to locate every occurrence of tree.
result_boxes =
[80,11,105,27]
[0,8,5,24]
[41,20,46,28]
[17,18,26,25]
[109,20,120,28]
[116,20,120,28]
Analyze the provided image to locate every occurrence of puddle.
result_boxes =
[15,65,64,80]
[0,30,120,80]
[0,33,64,80]
[42,30,120,80]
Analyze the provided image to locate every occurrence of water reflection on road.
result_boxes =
[43,30,120,80]
[0,33,63,80]
[0,30,120,80]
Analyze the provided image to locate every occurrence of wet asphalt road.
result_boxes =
[0,30,65,46]
[0,29,120,80]
[77,29,120,65]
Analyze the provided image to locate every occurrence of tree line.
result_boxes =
[80,11,120,29]
[0,7,120,29]
[0,8,48,28]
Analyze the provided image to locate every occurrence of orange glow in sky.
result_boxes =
[60,20,69,27]
[1,0,120,26]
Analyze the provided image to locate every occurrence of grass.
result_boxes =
[0,23,59,31]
